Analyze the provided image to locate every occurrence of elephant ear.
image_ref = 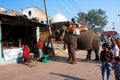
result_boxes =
[62,25,67,31]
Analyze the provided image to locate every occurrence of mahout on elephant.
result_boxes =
[52,22,100,64]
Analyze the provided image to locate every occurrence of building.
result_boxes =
[21,6,47,23]
[0,6,11,15]
[0,6,22,16]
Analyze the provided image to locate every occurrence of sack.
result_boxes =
[73,29,80,35]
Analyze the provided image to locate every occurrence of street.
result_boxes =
[0,45,115,80]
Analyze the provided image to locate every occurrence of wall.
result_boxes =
[22,7,36,19]
[22,6,47,22]
[36,7,46,21]
[11,10,22,16]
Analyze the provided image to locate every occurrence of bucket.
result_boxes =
[42,54,50,63]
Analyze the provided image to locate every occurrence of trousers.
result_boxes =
[101,61,112,80]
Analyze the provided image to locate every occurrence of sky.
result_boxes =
[0,0,120,33]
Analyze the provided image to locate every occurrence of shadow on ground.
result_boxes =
[50,56,68,63]
[77,58,101,64]
[50,56,101,65]
[50,72,86,80]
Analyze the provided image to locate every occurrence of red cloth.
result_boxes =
[37,41,43,49]
[23,45,30,59]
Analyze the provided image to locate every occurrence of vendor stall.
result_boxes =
[3,48,23,61]
[0,14,47,64]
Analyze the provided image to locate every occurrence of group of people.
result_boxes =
[22,38,44,67]
[100,38,120,80]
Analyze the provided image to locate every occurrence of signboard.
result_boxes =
[3,48,23,61]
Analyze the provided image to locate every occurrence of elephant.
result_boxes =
[53,25,100,64]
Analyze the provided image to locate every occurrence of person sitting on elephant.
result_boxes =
[79,21,88,31]
[69,18,77,31]
[69,18,80,35]
[69,24,80,35]
[71,18,76,25]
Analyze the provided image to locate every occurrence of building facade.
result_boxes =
[21,6,47,23]
[0,6,47,65]
[0,6,22,16]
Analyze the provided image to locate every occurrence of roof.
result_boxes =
[101,31,118,36]
[0,13,48,27]
[0,6,8,11]
[51,13,68,24]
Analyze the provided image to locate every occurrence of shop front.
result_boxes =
[0,14,47,64]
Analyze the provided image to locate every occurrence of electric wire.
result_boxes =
[72,0,84,12]
[56,0,73,15]
[69,0,81,12]
[56,0,74,19]
[0,0,11,9]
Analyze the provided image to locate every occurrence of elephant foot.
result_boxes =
[67,59,72,63]
[85,58,91,61]
[67,59,77,64]
[71,61,77,64]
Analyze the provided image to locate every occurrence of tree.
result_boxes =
[75,9,108,29]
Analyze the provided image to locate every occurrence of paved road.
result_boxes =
[0,46,115,80]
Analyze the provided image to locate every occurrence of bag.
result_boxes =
[73,28,80,35]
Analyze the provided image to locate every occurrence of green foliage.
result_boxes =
[75,9,108,29]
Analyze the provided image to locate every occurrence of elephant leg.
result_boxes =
[86,50,92,61]
[63,42,67,50]
[71,50,77,64]
[67,53,72,63]
[94,50,99,61]
[67,46,77,64]
[67,47,72,63]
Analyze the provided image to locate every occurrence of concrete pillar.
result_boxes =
[36,27,40,41]
[0,21,2,58]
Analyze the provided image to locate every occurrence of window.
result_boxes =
[28,11,31,16]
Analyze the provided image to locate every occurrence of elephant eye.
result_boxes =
[56,30,60,33]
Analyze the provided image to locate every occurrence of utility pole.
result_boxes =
[112,22,115,30]
[43,0,55,56]
[81,13,85,25]
[112,22,115,38]
[43,0,52,35]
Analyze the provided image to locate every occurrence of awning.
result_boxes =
[0,14,48,27]
[101,31,118,36]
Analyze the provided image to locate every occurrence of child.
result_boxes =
[100,42,114,80]
[37,38,43,61]
[112,56,120,80]
[23,43,30,64]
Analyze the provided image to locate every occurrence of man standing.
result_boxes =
[100,42,114,80]
[37,38,43,61]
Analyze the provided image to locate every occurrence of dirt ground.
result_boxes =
[0,44,115,80]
